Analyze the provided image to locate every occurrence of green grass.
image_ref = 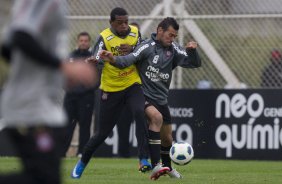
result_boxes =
[0,157,282,184]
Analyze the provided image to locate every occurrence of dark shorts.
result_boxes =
[144,97,171,124]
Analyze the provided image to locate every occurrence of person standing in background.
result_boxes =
[0,1,96,184]
[261,49,282,88]
[130,22,140,30]
[62,32,97,157]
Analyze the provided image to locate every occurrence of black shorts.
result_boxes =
[144,97,171,124]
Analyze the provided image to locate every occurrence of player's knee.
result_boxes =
[135,106,144,113]
[150,112,163,127]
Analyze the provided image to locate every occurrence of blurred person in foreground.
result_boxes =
[99,17,201,180]
[71,7,154,179]
[0,0,97,184]
[62,31,96,157]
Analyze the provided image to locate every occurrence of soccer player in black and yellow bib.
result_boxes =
[71,7,154,179]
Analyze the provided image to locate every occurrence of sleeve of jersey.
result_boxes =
[91,36,105,61]
[136,31,143,45]
[12,31,61,68]
[112,42,150,69]
[173,46,201,69]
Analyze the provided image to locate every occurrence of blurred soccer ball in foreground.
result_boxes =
[169,142,194,165]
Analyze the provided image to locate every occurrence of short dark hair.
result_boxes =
[157,17,179,31]
[77,31,91,40]
[110,7,128,21]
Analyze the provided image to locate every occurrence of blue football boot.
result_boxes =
[71,160,86,179]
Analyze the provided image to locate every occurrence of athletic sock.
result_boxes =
[148,130,161,167]
[161,145,172,170]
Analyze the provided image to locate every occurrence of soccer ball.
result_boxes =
[169,142,194,165]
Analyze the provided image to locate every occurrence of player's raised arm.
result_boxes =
[173,41,201,69]
[185,41,201,67]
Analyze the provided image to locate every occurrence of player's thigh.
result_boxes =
[98,91,124,134]
[78,94,94,125]
[126,84,145,113]
[160,124,173,146]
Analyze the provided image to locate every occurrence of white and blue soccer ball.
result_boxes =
[169,142,194,165]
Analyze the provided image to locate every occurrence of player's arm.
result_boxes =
[3,30,96,87]
[173,41,201,69]
[100,42,149,69]
[10,30,61,68]
[86,35,106,75]
[99,50,137,69]
[136,31,143,46]
[91,35,106,60]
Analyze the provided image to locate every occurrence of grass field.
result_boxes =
[0,157,281,184]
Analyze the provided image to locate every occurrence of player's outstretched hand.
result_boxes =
[61,61,98,88]
[99,50,115,63]
[85,56,98,64]
[186,41,198,49]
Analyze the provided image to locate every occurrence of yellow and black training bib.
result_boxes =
[100,26,141,92]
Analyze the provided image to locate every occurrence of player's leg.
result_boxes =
[116,105,133,158]
[77,92,95,156]
[0,127,62,184]
[144,101,170,180]
[72,91,123,178]
[160,106,182,179]
[61,93,78,156]
[160,124,173,169]
[125,84,151,171]
[145,105,162,167]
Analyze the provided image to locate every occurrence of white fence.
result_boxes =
[1,0,282,89]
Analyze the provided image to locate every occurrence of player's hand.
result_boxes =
[85,56,98,64]
[61,61,98,88]
[119,44,133,55]
[99,50,115,63]
[186,41,198,49]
